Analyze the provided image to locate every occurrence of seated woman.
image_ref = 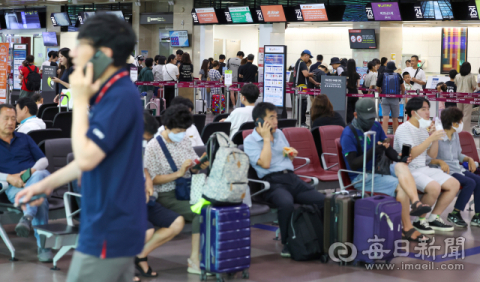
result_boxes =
[144,104,209,275]
[310,94,346,128]
[429,107,480,228]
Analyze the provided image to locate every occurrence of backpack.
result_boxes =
[381,72,400,95]
[203,132,249,205]
[25,66,41,91]
[287,205,326,261]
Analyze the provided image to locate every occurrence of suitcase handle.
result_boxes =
[362,131,376,198]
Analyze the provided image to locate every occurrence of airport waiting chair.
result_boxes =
[28,129,63,145]
[38,103,58,119]
[45,139,72,199]
[52,112,72,138]
[277,119,297,129]
[318,125,344,172]
[213,113,230,122]
[193,114,206,135]
[201,122,231,144]
[41,107,66,122]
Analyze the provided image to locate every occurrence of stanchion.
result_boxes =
[293,87,298,121]
[174,82,178,97]
[298,89,303,127]
[226,85,230,113]
[193,80,197,114]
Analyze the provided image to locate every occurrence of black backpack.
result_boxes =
[25,66,41,91]
[287,205,327,262]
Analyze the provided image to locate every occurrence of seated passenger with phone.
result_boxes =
[243,102,325,258]
[340,98,432,242]
[0,104,52,262]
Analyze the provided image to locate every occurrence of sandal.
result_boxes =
[133,275,141,282]
[134,256,158,278]
[402,228,431,243]
[410,201,432,216]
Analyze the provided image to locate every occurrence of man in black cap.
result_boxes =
[330,57,344,75]
[294,50,315,127]
[340,98,432,242]
[376,61,405,134]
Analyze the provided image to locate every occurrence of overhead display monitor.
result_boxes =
[42,32,58,46]
[300,4,328,21]
[5,11,41,29]
[349,29,377,49]
[169,30,189,47]
[228,7,254,23]
[260,5,286,22]
[52,12,71,26]
[343,5,368,21]
[441,27,467,74]
[421,1,454,20]
[104,11,124,20]
[195,8,218,24]
[371,2,402,21]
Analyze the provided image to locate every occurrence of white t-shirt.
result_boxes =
[156,125,204,147]
[152,64,164,81]
[227,57,242,83]
[163,63,179,81]
[16,117,46,134]
[403,67,426,91]
[224,105,254,139]
[394,121,430,170]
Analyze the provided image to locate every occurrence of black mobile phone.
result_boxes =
[401,144,412,162]
[20,168,32,183]
[192,155,209,170]
[255,117,265,128]
[84,50,113,82]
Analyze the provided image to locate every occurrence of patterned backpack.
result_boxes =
[203,132,249,205]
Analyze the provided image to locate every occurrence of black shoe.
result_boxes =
[471,215,480,227]
[413,219,435,235]
[281,245,291,258]
[429,216,454,231]
[447,212,468,228]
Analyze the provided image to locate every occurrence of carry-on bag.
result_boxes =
[212,94,226,114]
[352,130,402,265]
[200,204,250,282]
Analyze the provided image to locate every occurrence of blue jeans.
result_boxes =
[5,170,50,248]
[451,171,480,213]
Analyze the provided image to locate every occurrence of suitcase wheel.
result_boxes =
[200,271,207,281]
[320,254,329,264]
[216,273,224,282]
[242,269,249,279]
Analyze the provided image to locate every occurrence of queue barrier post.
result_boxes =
[226,84,230,113]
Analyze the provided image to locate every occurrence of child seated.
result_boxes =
[32,94,43,108]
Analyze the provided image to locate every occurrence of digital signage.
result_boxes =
[299,4,328,21]
[195,8,219,24]
[371,2,402,21]
[228,7,254,23]
[348,29,377,49]
[260,5,286,22]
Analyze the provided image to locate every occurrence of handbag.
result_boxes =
[190,173,207,205]
[156,136,191,201]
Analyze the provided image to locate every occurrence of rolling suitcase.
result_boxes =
[200,204,250,282]
[149,98,164,116]
[352,130,402,266]
[211,94,226,114]
[196,99,207,114]
[323,190,359,264]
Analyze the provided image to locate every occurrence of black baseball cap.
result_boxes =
[355,99,376,120]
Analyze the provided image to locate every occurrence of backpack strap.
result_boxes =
[348,124,362,155]
[156,135,178,172]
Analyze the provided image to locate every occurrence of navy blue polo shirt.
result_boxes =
[0,132,44,174]
[78,69,147,259]
[340,122,386,181]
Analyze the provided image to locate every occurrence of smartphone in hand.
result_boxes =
[400,144,412,162]
[192,155,208,170]
[20,168,32,183]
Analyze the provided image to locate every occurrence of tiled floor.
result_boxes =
[1,198,480,282]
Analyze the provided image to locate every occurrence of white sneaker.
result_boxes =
[413,218,435,235]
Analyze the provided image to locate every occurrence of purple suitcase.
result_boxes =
[351,130,402,265]
[200,204,250,281]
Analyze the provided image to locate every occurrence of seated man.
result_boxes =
[244,102,325,257]
[0,104,52,261]
[394,97,460,234]
[340,99,432,242]
[135,110,185,280]
[16,98,46,134]
[221,83,259,139]
[156,96,203,147]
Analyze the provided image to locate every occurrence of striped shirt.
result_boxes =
[394,121,431,170]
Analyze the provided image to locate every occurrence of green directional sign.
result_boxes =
[228,7,254,23]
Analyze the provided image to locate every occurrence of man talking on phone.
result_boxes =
[0,104,51,262]
[243,102,325,258]
[15,15,146,282]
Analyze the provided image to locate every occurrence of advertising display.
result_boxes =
[421,1,454,20]
[52,12,71,26]
[299,4,328,21]
[263,45,286,108]
[348,29,377,49]
[13,44,27,91]
[343,4,369,21]
[0,43,8,104]
[195,8,219,24]
[42,32,58,47]
[41,66,57,103]
[228,7,254,23]
[371,2,402,21]
[260,5,287,22]
[441,27,467,74]
[5,11,41,29]
[169,31,189,47]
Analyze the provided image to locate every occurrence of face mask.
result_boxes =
[357,117,375,132]
[168,131,186,143]
[415,111,432,129]
[454,122,463,133]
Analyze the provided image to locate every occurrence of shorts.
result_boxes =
[391,165,452,192]
[146,202,180,230]
[381,98,400,118]
[353,172,398,197]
